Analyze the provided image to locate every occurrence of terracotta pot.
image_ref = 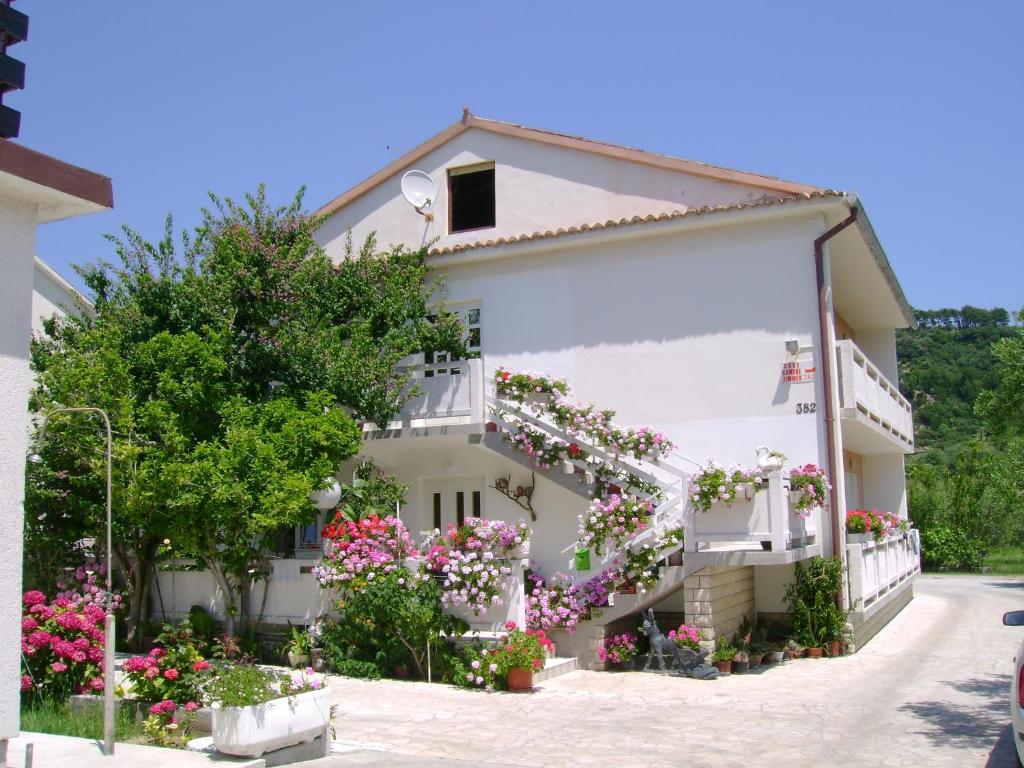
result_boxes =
[618,584,636,595]
[714,660,732,676]
[506,667,534,692]
[806,647,824,658]
[828,640,842,657]
[667,551,684,567]
[607,484,621,496]
[485,421,498,432]
[732,660,750,674]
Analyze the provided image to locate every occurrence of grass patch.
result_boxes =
[984,546,1024,576]
[20,700,146,742]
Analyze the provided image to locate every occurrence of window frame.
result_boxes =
[447,162,496,235]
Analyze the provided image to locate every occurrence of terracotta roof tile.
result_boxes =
[428,190,843,257]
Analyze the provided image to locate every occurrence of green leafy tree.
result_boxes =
[27,185,462,643]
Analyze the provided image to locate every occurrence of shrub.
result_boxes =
[597,632,638,665]
[119,621,211,705]
[784,557,849,648]
[21,590,108,701]
[320,569,466,680]
[919,526,986,571]
[313,515,417,591]
[325,657,381,680]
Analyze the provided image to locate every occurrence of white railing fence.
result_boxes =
[846,529,920,611]
[836,340,914,447]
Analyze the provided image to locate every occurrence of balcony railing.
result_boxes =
[836,340,914,450]
[846,530,920,611]
[684,470,819,556]
[389,358,485,428]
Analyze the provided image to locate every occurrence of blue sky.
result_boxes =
[13,1,1023,312]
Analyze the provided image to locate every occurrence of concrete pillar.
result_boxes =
[682,565,755,644]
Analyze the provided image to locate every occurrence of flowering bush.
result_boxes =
[203,665,324,708]
[495,369,674,463]
[509,422,566,470]
[494,369,570,400]
[688,462,766,513]
[846,509,910,542]
[788,464,830,516]
[579,494,652,554]
[453,621,548,690]
[119,622,211,704]
[423,519,525,615]
[20,589,107,701]
[525,570,613,633]
[668,624,702,651]
[313,515,418,592]
[143,699,197,748]
[614,528,685,593]
[597,632,638,665]
[54,560,124,612]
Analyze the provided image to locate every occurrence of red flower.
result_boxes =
[192,660,210,672]
[163,668,179,681]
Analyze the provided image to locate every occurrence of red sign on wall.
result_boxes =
[782,361,816,383]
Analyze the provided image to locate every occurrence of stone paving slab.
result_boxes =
[316,576,1024,768]
[5,731,263,767]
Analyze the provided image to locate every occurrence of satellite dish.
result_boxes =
[401,170,436,215]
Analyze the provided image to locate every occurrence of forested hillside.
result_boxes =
[896,306,1023,569]
[897,306,1017,466]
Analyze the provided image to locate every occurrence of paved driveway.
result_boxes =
[314,576,1024,768]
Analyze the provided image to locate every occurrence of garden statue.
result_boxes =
[640,609,718,679]
[640,609,683,672]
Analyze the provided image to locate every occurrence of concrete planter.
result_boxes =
[212,687,330,758]
[847,532,877,545]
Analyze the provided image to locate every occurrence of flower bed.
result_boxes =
[453,621,547,691]
[688,462,766,512]
[525,570,613,633]
[119,622,211,708]
[846,509,910,542]
[494,369,570,400]
[578,494,652,554]
[313,514,418,591]
[788,464,830,517]
[422,519,528,615]
[597,632,638,666]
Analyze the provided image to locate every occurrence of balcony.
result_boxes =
[846,530,920,612]
[370,358,486,434]
[836,340,914,454]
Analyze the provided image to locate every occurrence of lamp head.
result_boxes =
[28,453,43,465]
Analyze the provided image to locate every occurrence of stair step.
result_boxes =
[479,432,597,500]
[533,656,578,683]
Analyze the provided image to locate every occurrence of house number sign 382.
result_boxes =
[796,402,817,415]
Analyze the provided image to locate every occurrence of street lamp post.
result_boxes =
[30,407,115,756]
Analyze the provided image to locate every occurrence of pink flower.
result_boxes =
[149,700,176,715]
[149,647,166,658]
[144,667,158,680]
[23,590,46,607]
[50,662,68,674]
[183,701,199,712]
[192,660,210,672]
[163,668,179,681]
[20,675,32,692]
[90,677,105,691]
[504,620,517,631]
[21,616,38,633]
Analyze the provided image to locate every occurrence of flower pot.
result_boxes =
[212,687,330,758]
[828,641,842,657]
[287,652,310,668]
[506,667,534,692]
[714,660,732,676]
[769,651,785,663]
[732,660,749,674]
[506,540,531,560]
[393,665,410,679]
[485,421,499,433]
[748,653,761,669]
[616,658,635,671]
[309,648,323,671]
[806,647,823,658]
[789,489,805,505]
[667,551,684,567]
[618,584,637,595]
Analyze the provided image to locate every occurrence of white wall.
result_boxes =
[0,196,37,741]
[861,453,908,517]
[32,259,86,336]
[856,329,899,385]
[436,214,831,470]
[316,128,781,260]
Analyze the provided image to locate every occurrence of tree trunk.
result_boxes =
[208,560,237,637]
[116,540,157,652]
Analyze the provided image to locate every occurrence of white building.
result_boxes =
[160,113,919,663]
[31,256,92,335]
[0,139,111,757]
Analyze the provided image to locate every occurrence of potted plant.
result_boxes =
[278,624,312,668]
[597,632,639,671]
[768,642,786,664]
[784,639,804,660]
[732,650,750,673]
[711,637,736,675]
[207,666,329,758]
[785,557,849,663]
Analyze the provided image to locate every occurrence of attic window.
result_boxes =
[448,164,495,233]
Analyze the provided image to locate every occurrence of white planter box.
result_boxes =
[693,493,770,538]
[212,687,330,758]
[847,532,876,545]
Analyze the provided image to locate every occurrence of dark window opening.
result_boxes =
[456,491,465,527]
[449,167,495,233]
[433,493,442,531]
[472,491,481,518]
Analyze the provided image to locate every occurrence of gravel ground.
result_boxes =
[310,575,1023,768]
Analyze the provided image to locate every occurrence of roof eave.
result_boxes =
[846,200,918,330]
